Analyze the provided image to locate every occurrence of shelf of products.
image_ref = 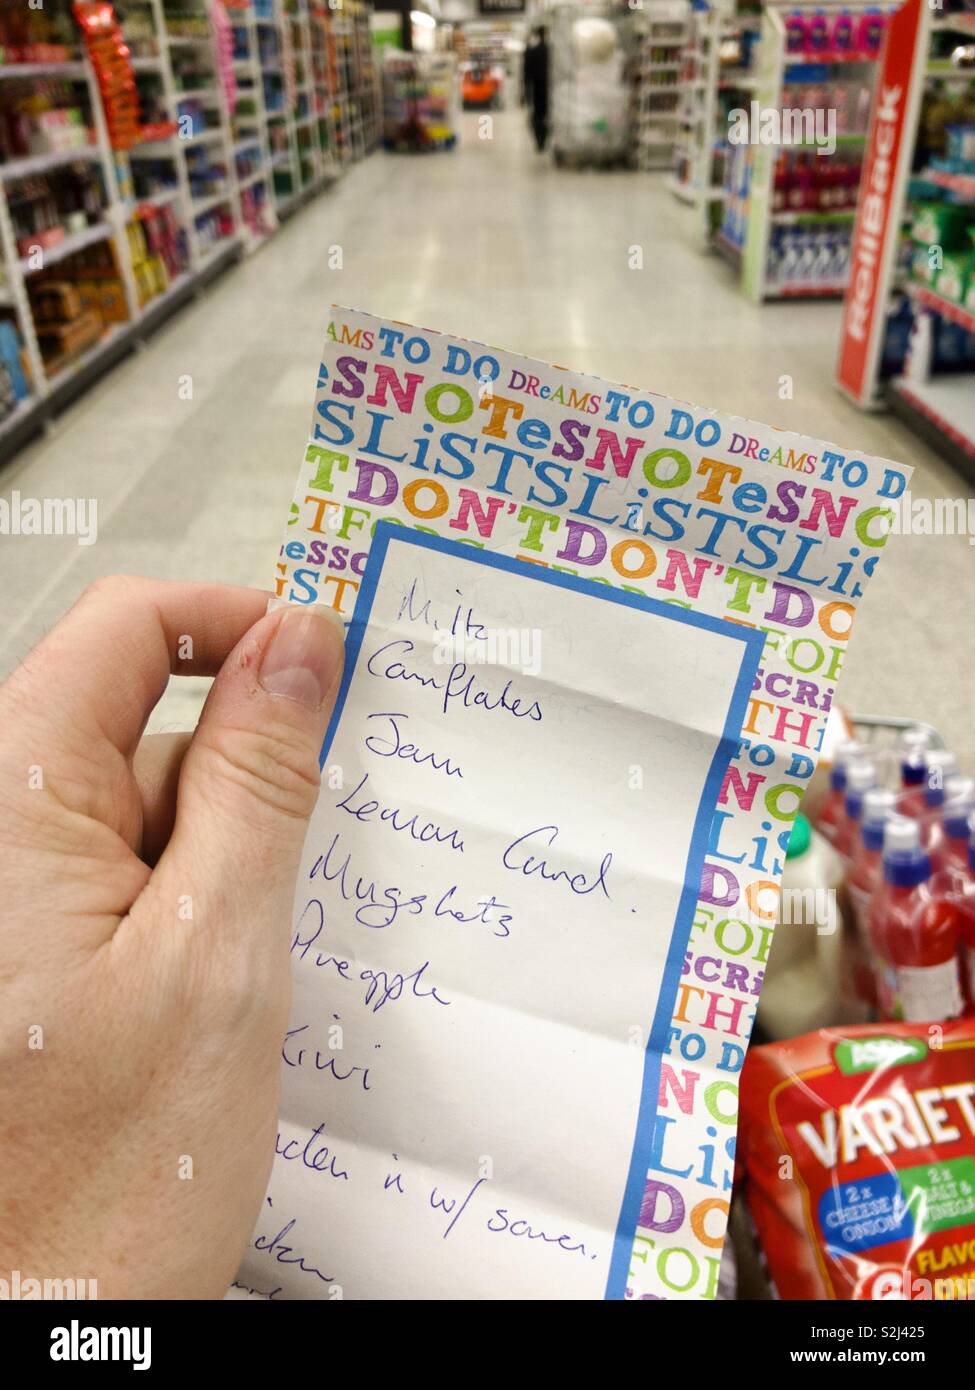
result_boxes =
[227,0,281,244]
[0,0,378,457]
[0,1,140,437]
[715,0,894,300]
[835,1,975,477]
[668,0,762,234]
[382,51,459,153]
[333,4,381,163]
[633,1,690,173]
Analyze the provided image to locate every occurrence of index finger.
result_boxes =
[3,576,272,758]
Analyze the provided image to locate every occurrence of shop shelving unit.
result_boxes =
[287,0,324,195]
[835,3,975,478]
[326,10,353,164]
[0,51,144,447]
[307,4,343,176]
[352,4,381,153]
[713,0,892,301]
[249,0,301,212]
[227,0,280,247]
[236,0,373,207]
[668,3,763,226]
[0,0,378,462]
[332,7,367,164]
[669,1,723,214]
[132,0,243,269]
[285,0,362,198]
[268,1,361,212]
[380,49,460,153]
[634,1,690,173]
[669,4,772,239]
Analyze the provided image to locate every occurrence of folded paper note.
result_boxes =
[236,308,911,1301]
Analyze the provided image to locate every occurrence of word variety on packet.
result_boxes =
[241,309,911,1301]
[738,1022,975,1301]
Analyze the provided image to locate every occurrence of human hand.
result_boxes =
[0,578,344,1298]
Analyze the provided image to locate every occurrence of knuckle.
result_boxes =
[80,573,144,605]
[198,720,322,822]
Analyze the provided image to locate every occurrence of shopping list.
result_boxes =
[236,309,912,1300]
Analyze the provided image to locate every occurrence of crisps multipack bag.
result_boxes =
[738,1022,975,1300]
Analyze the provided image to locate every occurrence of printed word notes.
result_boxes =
[238,525,762,1300]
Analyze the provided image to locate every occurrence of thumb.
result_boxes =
[151,604,345,939]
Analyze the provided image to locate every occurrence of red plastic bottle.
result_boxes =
[816,738,864,848]
[834,759,876,867]
[846,786,897,946]
[846,786,896,1010]
[869,817,962,1023]
[933,775,975,876]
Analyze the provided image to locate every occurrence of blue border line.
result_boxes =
[318,522,764,1300]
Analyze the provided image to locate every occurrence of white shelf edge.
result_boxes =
[190,190,234,217]
[18,221,114,275]
[0,61,87,80]
[1,145,101,180]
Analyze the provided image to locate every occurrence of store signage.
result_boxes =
[479,0,527,15]
[836,0,928,406]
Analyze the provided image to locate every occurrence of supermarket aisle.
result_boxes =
[1,109,973,754]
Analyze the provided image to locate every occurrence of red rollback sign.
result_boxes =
[836,0,926,406]
[73,1,142,150]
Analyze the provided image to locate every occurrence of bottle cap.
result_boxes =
[900,726,933,754]
[863,786,897,823]
[861,787,896,850]
[829,738,865,791]
[884,815,920,855]
[900,726,933,784]
[883,815,931,885]
[923,749,958,805]
[785,812,811,859]
[846,761,877,792]
[945,773,974,803]
[844,760,877,821]
[946,777,975,837]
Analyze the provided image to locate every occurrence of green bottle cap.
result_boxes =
[786,812,811,859]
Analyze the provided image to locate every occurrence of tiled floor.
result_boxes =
[1,110,972,758]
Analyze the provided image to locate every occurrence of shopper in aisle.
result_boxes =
[522,25,551,153]
[0,578,344,1298]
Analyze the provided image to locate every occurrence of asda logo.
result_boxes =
[835,1037,928,1075]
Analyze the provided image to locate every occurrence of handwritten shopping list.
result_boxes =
[238,526,762,1300]
[240,309,911,1299]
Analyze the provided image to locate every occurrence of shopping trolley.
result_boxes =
[549,4,638,168]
